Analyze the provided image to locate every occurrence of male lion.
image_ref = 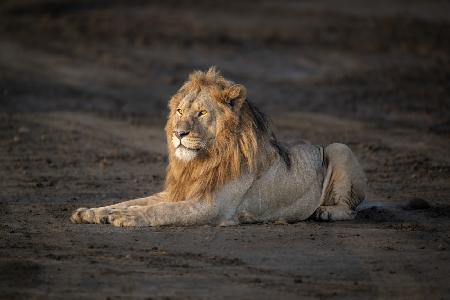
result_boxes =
[71,67,366,227]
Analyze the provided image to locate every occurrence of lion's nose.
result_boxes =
[173,130,190,139]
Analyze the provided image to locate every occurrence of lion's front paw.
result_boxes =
[107,210,143,227]
[70,207,95,224]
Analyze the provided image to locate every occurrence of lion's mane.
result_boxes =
[164,67,290,202]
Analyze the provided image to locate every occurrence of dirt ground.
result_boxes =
[1,0,449,299]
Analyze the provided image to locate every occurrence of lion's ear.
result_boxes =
[224,84,246,111]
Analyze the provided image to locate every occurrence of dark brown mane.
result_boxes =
[246,99,291,169]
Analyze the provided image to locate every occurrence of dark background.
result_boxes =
[1,0,449,299]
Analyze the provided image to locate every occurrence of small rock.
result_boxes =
[402,198,431,210]
[18,127,30,134]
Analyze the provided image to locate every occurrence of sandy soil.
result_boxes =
[1,0,449,299]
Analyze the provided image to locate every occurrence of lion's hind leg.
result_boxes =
[314,143,366,221]
[314,205,356,221]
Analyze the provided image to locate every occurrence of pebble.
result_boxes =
[18,127,30,134]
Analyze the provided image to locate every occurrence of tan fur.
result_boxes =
[70,67,366,227]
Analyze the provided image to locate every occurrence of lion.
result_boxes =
[70,67,367,227]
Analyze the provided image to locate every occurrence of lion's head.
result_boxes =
[167,68,248,162]
[164,67,287,202]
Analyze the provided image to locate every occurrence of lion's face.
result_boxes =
[167,68,246,163]
[169,89,220,161]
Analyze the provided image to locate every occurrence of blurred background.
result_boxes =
[1,1,449,298]
[1,0,449,122]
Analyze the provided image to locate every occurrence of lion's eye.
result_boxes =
[198,110,207,116]
[176,108,183,116]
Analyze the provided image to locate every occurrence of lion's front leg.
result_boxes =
[104,207,147,227]
[70,192,167,224]
[105,200,217,227]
